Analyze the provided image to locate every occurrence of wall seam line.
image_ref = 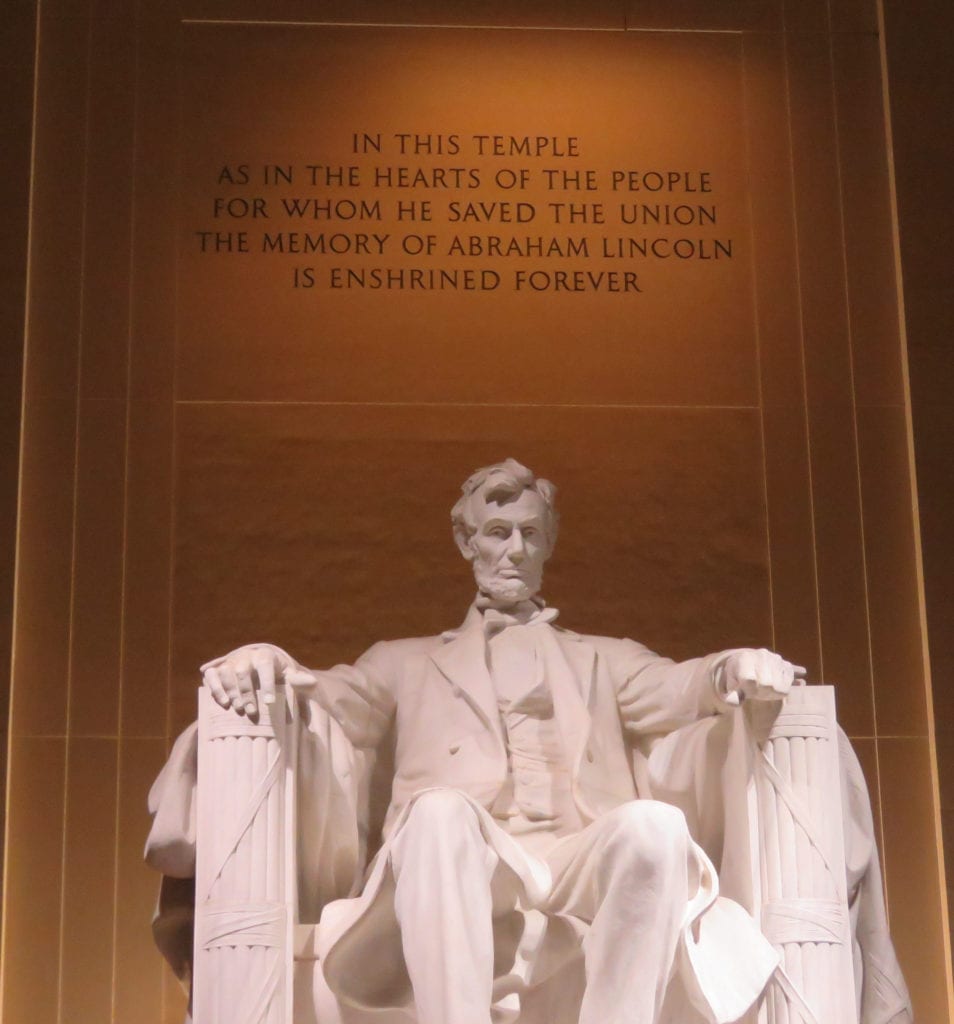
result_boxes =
[824,0,887,911]
[0,1,43,1010]
[110,0,142,1018]
[780,1,825,681]
[739,32,776,651]
[55,3,95,1020]
[876,0,954,1004]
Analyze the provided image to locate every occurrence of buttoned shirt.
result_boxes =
[482,604,584,855]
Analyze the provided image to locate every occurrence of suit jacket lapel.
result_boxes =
[430,623,502,742]
[430,610,596,764]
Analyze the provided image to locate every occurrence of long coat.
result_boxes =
[145,610,912,1024]
[307,609,776,1023]
[307,605,733,834]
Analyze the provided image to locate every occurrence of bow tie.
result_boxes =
[481,604,559,639]
[439,597,561,643]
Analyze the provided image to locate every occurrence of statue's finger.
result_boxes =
[234,662,254,697]
[756,648,778,676]
[792,664,808,677]
[253,650,276,705]
[221,665,251,714]
[759,650,782,685]
[737,649,758,684]
[286,668,317,689]
[234,662,257,714]
[220,664,237,697]
[203,667,229,707]
[764,658,786,692]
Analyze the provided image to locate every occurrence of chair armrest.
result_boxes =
[742,684,857,1023]
[193,687,299,1024]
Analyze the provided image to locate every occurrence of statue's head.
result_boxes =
[451,458,558,605]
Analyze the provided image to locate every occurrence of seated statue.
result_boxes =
[146,458,913,1024]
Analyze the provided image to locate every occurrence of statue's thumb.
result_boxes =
[285,668,318,689]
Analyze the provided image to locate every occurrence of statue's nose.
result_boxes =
[507,532,526,562]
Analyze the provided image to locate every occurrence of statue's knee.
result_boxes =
[391,790,495,888]
[405,787,479,831]
[605,801,689,858]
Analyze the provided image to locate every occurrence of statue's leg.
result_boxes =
[546,800,692,1024]
[388,789,502,1024]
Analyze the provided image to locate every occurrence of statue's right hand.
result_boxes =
[200,643,299,716]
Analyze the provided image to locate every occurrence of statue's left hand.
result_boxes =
[722,648,806,702]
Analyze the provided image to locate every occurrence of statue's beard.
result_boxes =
[474,563,541,605]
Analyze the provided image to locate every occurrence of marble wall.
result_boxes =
[2,2,950,1021]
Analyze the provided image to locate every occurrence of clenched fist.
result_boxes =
[721,648,806,704]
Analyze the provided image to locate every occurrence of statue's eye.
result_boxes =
[489,526,509,538]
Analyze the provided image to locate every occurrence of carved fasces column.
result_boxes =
[748,686,857,1024]
[193,689,298,1024]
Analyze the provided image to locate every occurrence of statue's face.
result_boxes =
[465,488,552,604]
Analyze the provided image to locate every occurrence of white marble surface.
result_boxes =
[148,460,911,1024]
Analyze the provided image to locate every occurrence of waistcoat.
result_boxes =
[487,623,584,853]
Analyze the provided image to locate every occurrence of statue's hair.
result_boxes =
[451,458,559,549]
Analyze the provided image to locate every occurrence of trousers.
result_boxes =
[389,788,696,1024]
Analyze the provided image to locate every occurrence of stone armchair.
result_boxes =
[146,683,912,1024]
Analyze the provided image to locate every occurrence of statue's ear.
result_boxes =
[454,528,476,562]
